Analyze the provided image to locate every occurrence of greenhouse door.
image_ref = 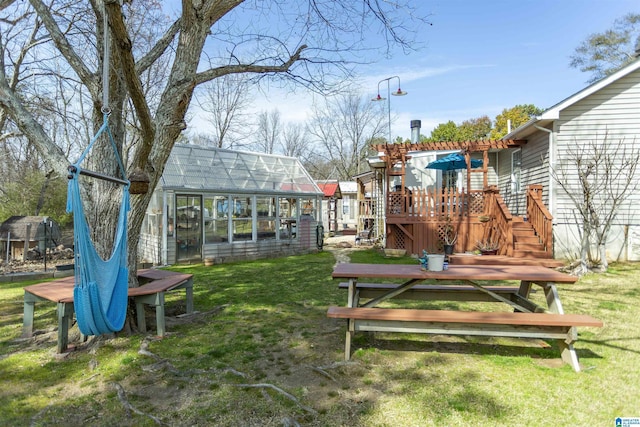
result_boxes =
[175,195,202,262]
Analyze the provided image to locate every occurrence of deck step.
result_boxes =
[513,249,552,259]
[513,234,540,244]
[514,242,545,251]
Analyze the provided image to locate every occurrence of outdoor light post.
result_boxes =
[372,76,408,144]
[371,76,407,249]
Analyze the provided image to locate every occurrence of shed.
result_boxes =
[0,216,62,261]
[139,144,324,265]
[317,181,342,234]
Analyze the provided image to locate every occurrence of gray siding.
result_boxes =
[139,220,319,266]
[498,131,550,216]
[552,70,640,260]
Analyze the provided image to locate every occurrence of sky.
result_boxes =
[183,0,639,142]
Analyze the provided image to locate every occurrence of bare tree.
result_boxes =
[193,73,251,148]
[0,0,424,276]
[280,122,308,158]
[307,92,385,180]
[256,109,281,154]
[550,134,640,274]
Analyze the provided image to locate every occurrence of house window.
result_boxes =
[342,195,350,216]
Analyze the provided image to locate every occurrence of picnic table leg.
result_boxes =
[155,292,166,336]
[184,278,194,314]
[559,328,581,372]
[136,299,147,333]
[56,302,74,353]
[540,282,581,370]
[345,319,354,361]
[347,278,357,308]
[135,293,168,336]
[22,294,36,338]
[542,282,565,314]
[517,280,533,298]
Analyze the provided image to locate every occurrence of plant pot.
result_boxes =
[480,249,498,255]
[443,244,454,255]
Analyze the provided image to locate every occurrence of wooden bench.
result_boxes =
[327,306,603,372]
[22,269,194,353]
[338,282,521,303]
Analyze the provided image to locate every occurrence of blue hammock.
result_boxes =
[66,114,130,336]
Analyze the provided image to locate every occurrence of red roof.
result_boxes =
[317,182,339,197]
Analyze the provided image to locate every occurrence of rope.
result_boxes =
[101,4,110,114]
[66,4,130,336]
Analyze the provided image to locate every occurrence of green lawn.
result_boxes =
[0,250,637,426]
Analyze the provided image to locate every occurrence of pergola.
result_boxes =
[372,140,527,192]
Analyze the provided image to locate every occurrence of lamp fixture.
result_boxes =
[372,76,408,144]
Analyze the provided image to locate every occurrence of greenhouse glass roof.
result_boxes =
[160,144,322,195]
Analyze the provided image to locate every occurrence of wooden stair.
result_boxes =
[512,219,550,258]
[449,217,564,268]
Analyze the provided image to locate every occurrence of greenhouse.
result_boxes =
[139,144,323,265]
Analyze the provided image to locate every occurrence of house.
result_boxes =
[359,57,640,261]
[365,140,530,257]
[502,57,640,261]
[0,216,61,261]
[138,144,324,265]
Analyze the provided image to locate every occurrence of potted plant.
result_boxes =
[442,217,457,255]
[476,239,499,255]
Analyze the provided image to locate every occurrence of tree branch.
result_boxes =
[136,18,181,75]
[105,2,155,152]
[194,44,308,85]
[28,0,98,97]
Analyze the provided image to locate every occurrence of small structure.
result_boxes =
[316,180,359,235]
[139,144,323,265]
[0,216,61,261]
[317,181,342,235]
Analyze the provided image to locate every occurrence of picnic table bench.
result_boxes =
[330,263,603,372]
[22,269,194,353]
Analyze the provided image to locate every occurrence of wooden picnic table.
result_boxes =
[22,269,193,353]
[328,263,602,372]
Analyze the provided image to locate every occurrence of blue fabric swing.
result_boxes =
[66,113,130,336]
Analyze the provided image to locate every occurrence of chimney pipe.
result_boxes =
[410,120,421,143]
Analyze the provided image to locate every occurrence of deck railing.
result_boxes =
[483,186,513,256]
[386,188,485,220]
[526,184,553,254]
[381,185,553,256]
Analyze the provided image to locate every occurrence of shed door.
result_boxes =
[175,195,202,262]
